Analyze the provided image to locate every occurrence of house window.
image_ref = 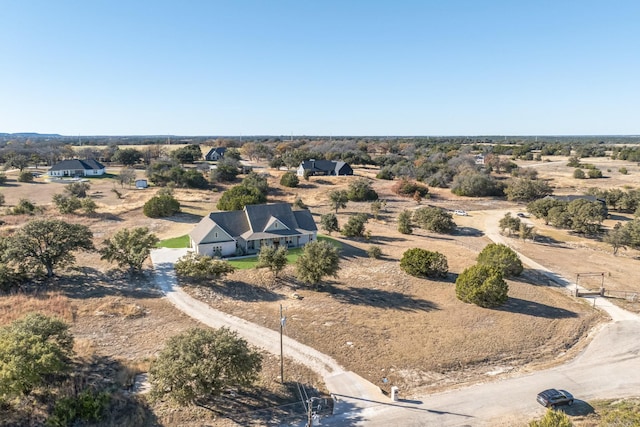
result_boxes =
[215,232,218,238]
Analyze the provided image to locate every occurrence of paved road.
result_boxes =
[151,224,640,427]
[317,210,640,426]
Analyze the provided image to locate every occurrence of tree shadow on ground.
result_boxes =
[166,212,203,224]
[533,234,572,248]
[454,227,484,237]
[203,280,282,303]
[214,381,332,426]
[334,239,368,259]
[369,235,408,243]
[496,297,578,318]
[93,212,123,222]
[323,284,439,312]
[55,268,163,299]
[557,400,595,416]
[607,213,631,222]
[521,269,573,288]
[326,393,473,427]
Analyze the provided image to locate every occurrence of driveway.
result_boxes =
[151,225,640,426]
[150,248,386,415]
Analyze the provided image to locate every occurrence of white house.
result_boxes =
[189,203,318,257]
[48,159,106,177]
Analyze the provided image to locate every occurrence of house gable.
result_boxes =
[263,216,290,232]
[201,223,235,243]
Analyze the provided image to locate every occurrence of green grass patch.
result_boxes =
[228,235,340,270]
[157,235,190,248]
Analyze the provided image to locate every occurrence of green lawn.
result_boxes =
[228,235,340,269]
[156,234,340,269]
[157,235,190,248]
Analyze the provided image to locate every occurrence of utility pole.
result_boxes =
[280,304,286,384]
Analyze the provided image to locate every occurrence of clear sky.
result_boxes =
[1,0,639,136]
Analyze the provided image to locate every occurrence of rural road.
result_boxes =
[318,210,640,426]
[151,215,640,427]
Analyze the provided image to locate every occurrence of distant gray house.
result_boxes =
[296,159,353,177]
[205,147,227,161]
[48,159,106,177]
[135,179,148,189]
[189,203,318,257]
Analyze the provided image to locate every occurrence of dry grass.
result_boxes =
[88,296,148,319]
[0,291,75,326]
[1,154,638,425]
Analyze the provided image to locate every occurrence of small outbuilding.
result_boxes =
[135,179,148,189]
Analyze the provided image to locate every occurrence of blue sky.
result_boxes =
[1,1,639,136]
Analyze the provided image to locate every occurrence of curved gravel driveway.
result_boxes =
[150,248,386,416]
[151,218,640,427]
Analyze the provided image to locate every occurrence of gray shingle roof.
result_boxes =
[190,203,317,244]
[49,159,105,171]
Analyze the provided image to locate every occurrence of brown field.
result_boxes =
[1,153,639,425]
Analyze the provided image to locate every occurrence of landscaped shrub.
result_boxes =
[412,207,456,234]
[216,184,266,211]
[143,194,180,218]
[367,246,382,259]
[573,168,586,179]
[17,171,33,182]
[400,248,448,278]
[397,210,413,234]
[341,213,368,238]
[527,409,573,427]
[9,198,38,215]
[279,171,299,188]
[47,390,110,427]
[320,213,340,235]
[587,168,603,178]
[347,178,378,201]
[455,264,508,308]
[476,243,523,277]
[391,178,429,198]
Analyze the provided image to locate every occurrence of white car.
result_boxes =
[454,210,467,216]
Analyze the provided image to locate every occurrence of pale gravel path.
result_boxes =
[150,248,386,414]
[151,221,640,426]
[482,209,640,322]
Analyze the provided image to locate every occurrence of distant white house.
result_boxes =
[135,179,148,189]
[48,159,106,177]
[475,155,485,165]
